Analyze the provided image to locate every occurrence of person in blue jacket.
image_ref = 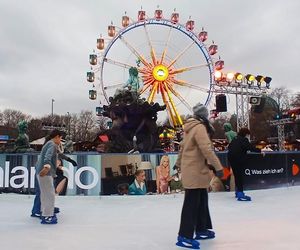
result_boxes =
[128,170,147,195]
[31,134,77,219]
[34,129,63,224]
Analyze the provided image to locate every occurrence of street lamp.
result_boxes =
[51,99,55,117]
[67,112,71,136]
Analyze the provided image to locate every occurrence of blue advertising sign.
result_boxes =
[0,135,9,140]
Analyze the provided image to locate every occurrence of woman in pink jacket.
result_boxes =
[175,103,224,249]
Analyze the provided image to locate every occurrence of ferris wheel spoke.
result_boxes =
[170,63,209,75]
[140,78,155,94]
[143,24,157,65]
[104,58,141,71]
[167,41,195,69]
[119,35,150,67]
[160,86,177,126]
[147,81,159,103]
[142,77,155,85]
[163,82,183,126]
[160,26,172,64]
[165,80,192,111]
[91,67,100,73]
[139,82,152,95]
[173,79,209,93]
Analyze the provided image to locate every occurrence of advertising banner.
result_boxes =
[1,152,300,195]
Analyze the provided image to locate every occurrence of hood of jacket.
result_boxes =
[184,118,202,133]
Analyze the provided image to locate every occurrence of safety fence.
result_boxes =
[0,152,299,195]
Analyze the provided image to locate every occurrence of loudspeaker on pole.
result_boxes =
[253,97,266,113]
[216,94,227,112]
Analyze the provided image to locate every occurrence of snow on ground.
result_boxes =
[1,187,300,250]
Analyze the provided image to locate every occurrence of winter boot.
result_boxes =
[176,235,200,249]
[236,191,251,201]
[195,229,215,240]
[41,215,57,224]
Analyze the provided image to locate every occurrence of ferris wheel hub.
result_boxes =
[152,64,169,81]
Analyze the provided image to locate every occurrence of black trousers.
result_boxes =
[178,189,212,239]
[228,156,244,192]
[54,176,68,196]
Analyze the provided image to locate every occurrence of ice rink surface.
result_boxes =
[1,187,300,250]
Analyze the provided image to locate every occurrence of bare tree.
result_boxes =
[1,109,31,128]
[27,119,46,141]
[290,92,300,108]
[76,110,98,141]
[0,111,3,125]
[69,114,79,141]
[270,87,291,111]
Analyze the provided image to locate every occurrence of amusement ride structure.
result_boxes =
[85,7,272,141]
[86,7,222,128]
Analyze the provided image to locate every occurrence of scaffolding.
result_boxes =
[269,118,294,151]
[210,84,268,131]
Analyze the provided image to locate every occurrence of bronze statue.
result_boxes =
[14,120,34,152]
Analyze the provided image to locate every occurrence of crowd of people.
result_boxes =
[30,102,267,249]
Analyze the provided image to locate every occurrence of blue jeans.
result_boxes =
[31,175,41,214]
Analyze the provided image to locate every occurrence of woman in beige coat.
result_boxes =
[175,103,224,249]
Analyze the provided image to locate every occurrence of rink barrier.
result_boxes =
[0,151,300,195]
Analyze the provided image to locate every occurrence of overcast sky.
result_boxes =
[0,0,299,118]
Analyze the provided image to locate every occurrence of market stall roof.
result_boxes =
[30,137,45,145]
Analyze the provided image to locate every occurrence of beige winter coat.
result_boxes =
[176,118,223,189]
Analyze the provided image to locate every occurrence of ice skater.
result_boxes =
[228,127,264,201]
[175,103,224,249]
[31,137,77,218]
[33,129,63,224]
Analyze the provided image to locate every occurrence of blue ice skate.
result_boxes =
[31,207,59,218]
[195,229,215,240]
[41,215,57,224]
[176,235,200,249]
[236,192,251,201]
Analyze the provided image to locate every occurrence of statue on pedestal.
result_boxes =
[14,120,34,153]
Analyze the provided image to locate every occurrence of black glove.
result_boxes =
[215,169,224,178]
[67,158,77,167]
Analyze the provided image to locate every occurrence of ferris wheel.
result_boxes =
[86,7,224,127]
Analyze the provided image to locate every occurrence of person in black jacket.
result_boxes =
[54,158,68,195]
[228,127,263,201]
